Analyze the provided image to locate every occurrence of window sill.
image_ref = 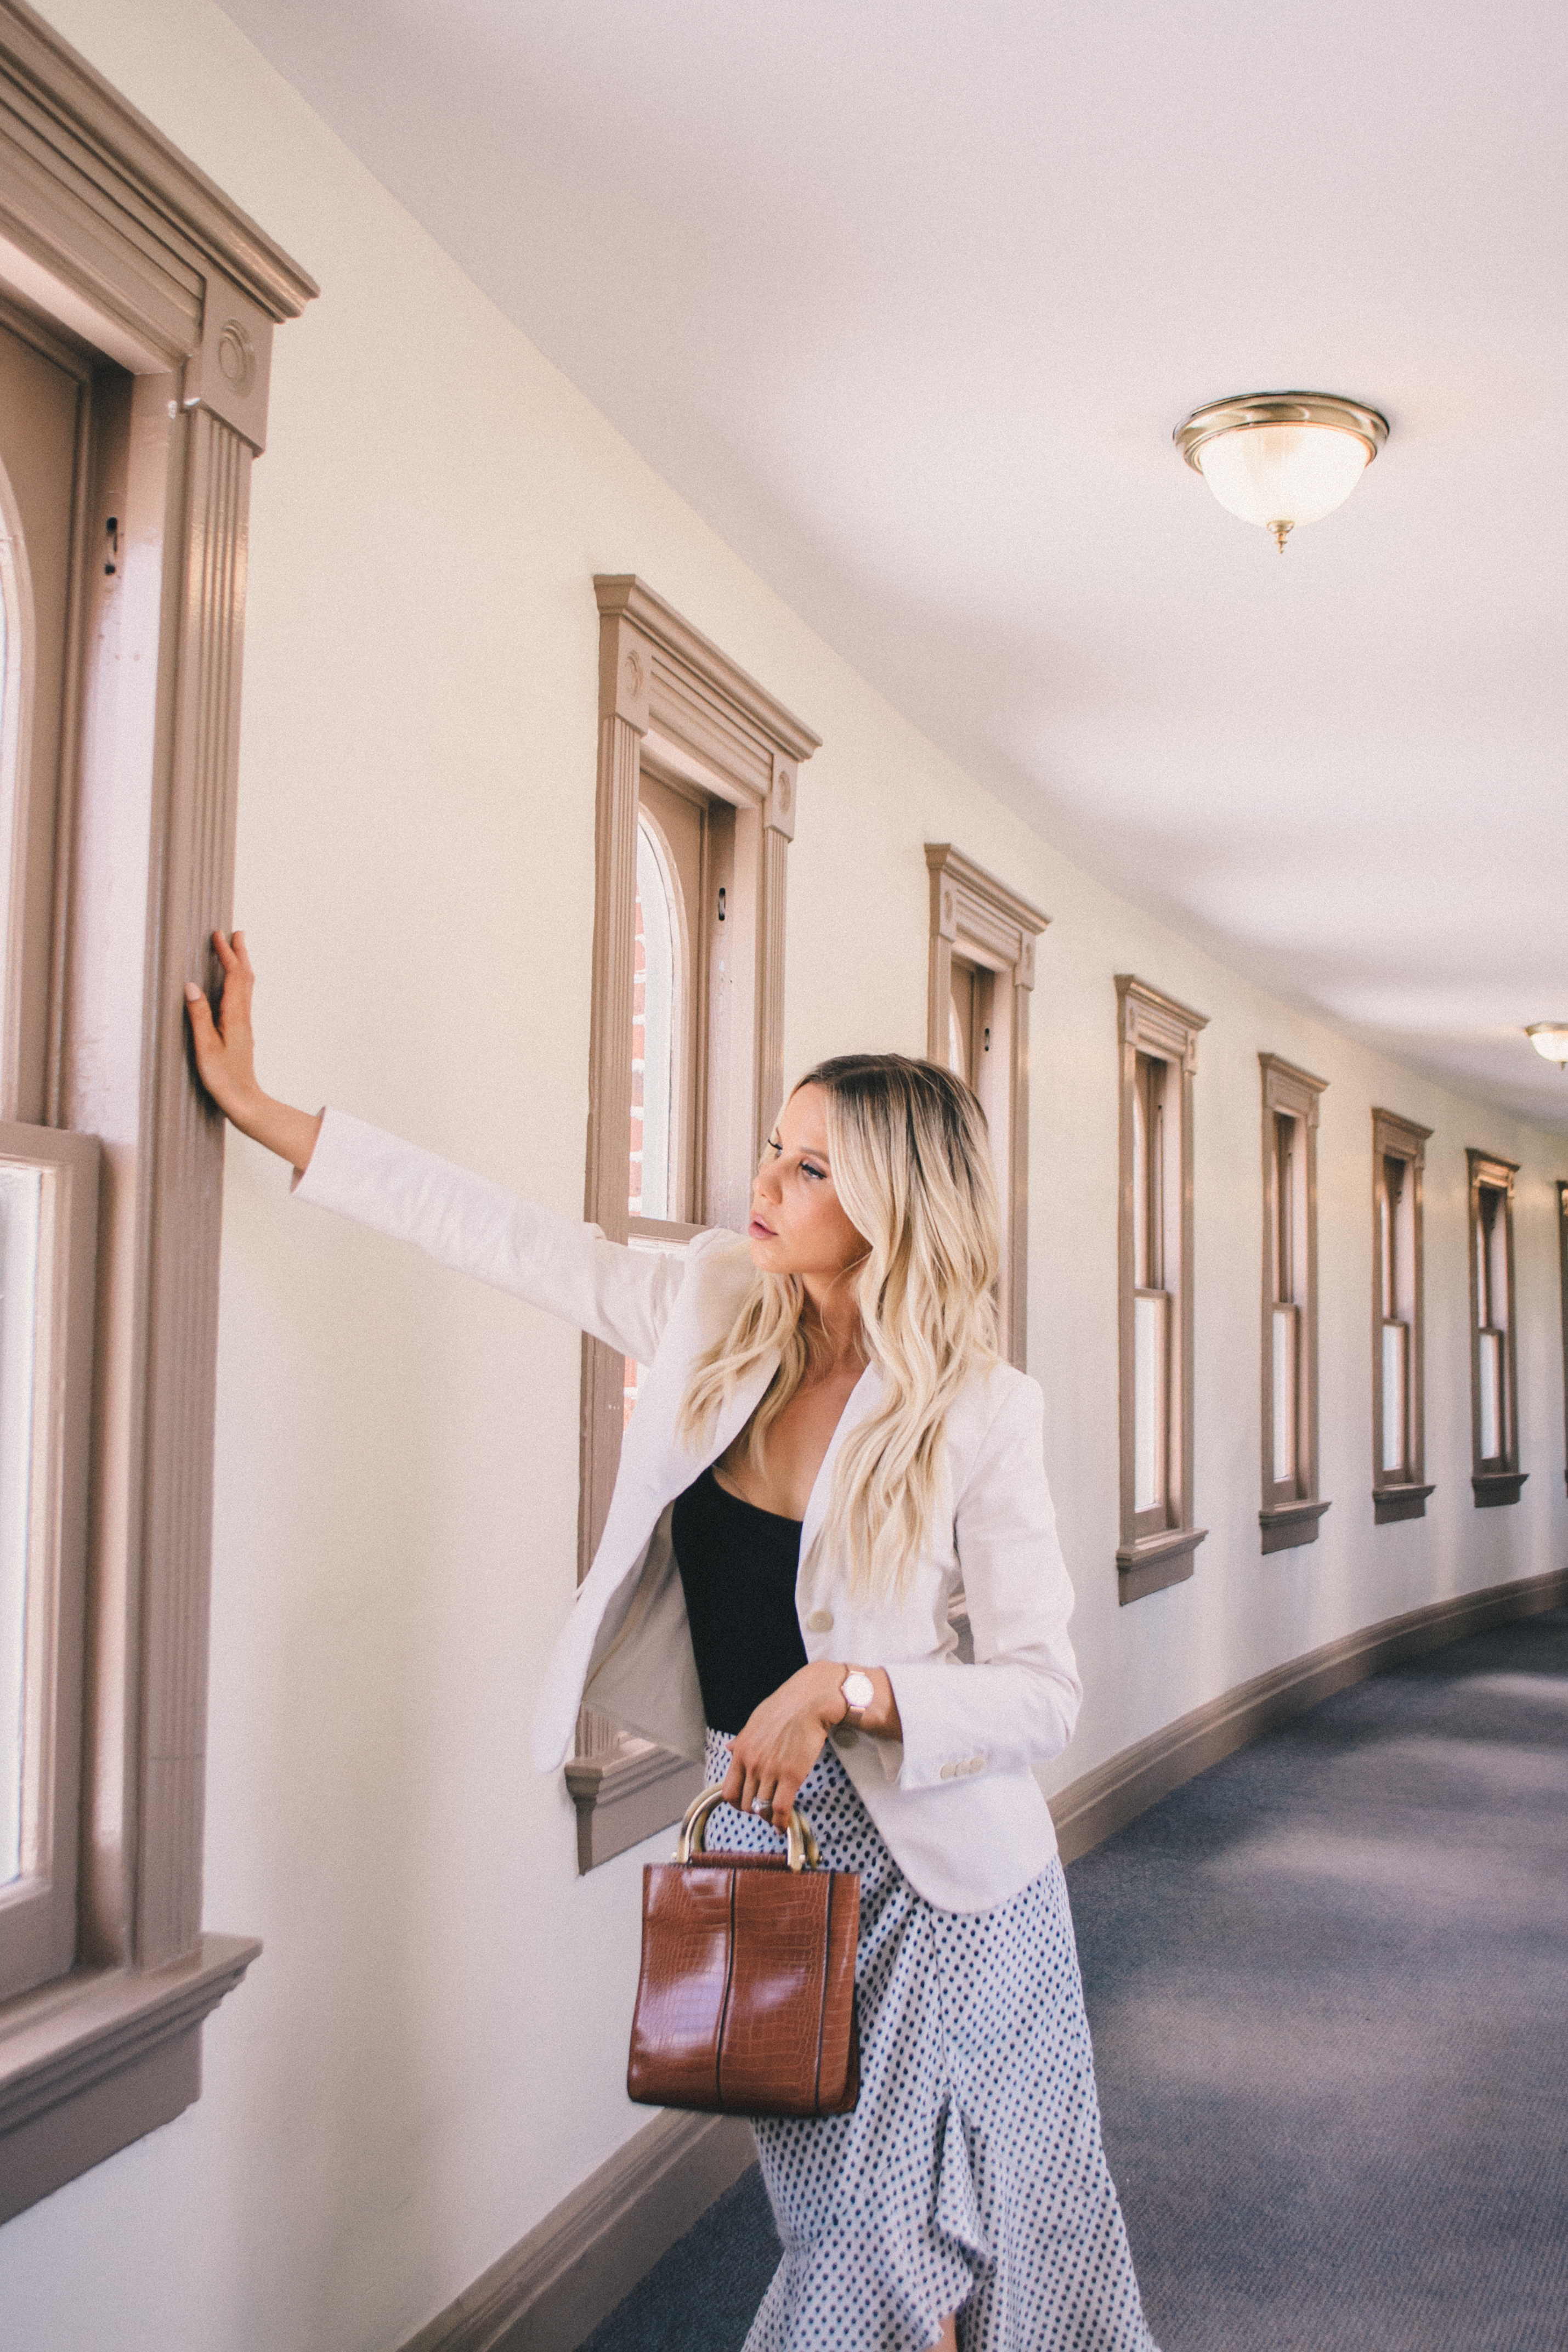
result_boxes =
[1473,1470,1527,1509]
[1373,1482,1435,1525]
[1259,1499,1332,1556]
[0,1931,259,2225]
[565,1740,702,1873]
[1116,1528,1207,1604]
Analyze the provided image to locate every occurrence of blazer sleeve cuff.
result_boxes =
[885,1656,1078,1791]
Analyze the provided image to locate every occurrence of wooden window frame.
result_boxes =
[1467,1148,1526,1508]
[1258,1055,1330,1554]
[0,0,315,2225]
[567,576,820,1871]
[1115,976,1207,1603]
[1558,1181,1568,1499]
[1371,1107,1434,1524]
[923,844,1048,1370]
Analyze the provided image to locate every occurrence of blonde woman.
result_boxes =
[186,930,1159,2352]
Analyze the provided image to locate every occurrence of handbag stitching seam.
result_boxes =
[713,1870,738,2109]
[812,1873,831,2115]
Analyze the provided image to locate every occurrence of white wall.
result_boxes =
[2,2,1564,2347]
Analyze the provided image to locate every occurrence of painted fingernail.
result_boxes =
[184,982,202,1000]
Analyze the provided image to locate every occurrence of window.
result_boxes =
[1371,1108,1433,1523]
[1259,1055,1329,1553]
[1116,977,1207,1602]
[924,845,1049,1368]
[1467,1150,1525,1507]
[0,1123,96,2004]
[0,9,314,2223]
[1131,1051,1171,1531]
[569,575,820,1870]
[0,313,101,2010]
[623,779,711,1425]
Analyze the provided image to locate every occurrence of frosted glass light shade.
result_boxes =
[1525,1023,1568,1066]
[1196,423,1369,530]
[1174,393,1388,551]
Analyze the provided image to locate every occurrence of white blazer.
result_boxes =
[293,1110,1083,1913]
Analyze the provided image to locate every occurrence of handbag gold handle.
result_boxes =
[675,1783,822,1873]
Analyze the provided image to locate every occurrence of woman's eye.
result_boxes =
[801,1163,826,1182]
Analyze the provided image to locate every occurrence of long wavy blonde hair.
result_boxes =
[677,1055,1001,1599]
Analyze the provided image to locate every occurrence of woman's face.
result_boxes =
[749,1085,867,1287]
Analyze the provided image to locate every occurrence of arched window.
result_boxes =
[630,814,679,1222]
[0,359,99,2011]
[925,844,1047,1370]
[574,578,819,1872]
[0,537,27,1890]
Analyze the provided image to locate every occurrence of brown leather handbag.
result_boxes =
[627,1784,861,2118]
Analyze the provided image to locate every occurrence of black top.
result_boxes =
[671,1465,808,1735]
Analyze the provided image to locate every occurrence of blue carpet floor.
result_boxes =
[579,1609,1568,2351]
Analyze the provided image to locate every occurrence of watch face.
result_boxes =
[843,1670,875,1711]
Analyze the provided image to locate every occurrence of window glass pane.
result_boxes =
[1381,1320,1408,1476]
[1275,1115,1295,1304]
[1479,1328,1504,1461]
[1475,1199,1488,1329]
[630,819,677,1221]
[1380,1158,1399,1320]
[1482,1194,1507,1335]
[1272,1303,1297,1485]
[0,1163,42,1886]
[949,962,974,1084]
[1133,1290,1167,1513]
[1131,1070,1147,1289]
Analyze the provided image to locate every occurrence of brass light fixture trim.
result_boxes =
[1174,392,1390,551]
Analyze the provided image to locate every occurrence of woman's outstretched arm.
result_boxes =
[185,927,698,1365]
[185,929,323,1172]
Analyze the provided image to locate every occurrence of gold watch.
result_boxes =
[839,1667,874,1725]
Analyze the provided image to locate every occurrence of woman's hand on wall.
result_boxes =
[185,928,324,1174]
[722,1660,901,1830]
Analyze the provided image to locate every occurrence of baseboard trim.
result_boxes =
[404,1564,1567,2352]
[1050,1564,1568,1864]
[397,2107,756,2352]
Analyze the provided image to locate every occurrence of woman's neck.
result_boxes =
[798,1277,867,1380]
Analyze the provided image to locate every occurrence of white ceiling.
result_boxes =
[217,0,1568,1128]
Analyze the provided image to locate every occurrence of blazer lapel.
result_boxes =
[799,1361,882,1568]
[707,1353,780,1466]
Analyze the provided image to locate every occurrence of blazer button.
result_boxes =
[807,1610,834,1633]
[833,1726,859,1750]
[939,1762,956,1780]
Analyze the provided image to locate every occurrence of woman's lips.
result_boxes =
[749,1217,775,1238]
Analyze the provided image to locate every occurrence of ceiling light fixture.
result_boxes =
[1525,1024,1568,1069]
[1174,392,1389,553]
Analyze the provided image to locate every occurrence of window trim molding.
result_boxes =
[1371,1106,1434,1524]
[1466,1147,1525,1508]
[1115,975,1208,1602]
[0,0,314,2222]
[571,575,820,1870]
[923,844,1048,1370]
[1258,1054,1329,1554]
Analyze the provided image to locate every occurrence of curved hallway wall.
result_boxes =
[0,2,1561,2348]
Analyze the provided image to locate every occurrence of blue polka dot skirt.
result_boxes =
[701,1729,1160,2352]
